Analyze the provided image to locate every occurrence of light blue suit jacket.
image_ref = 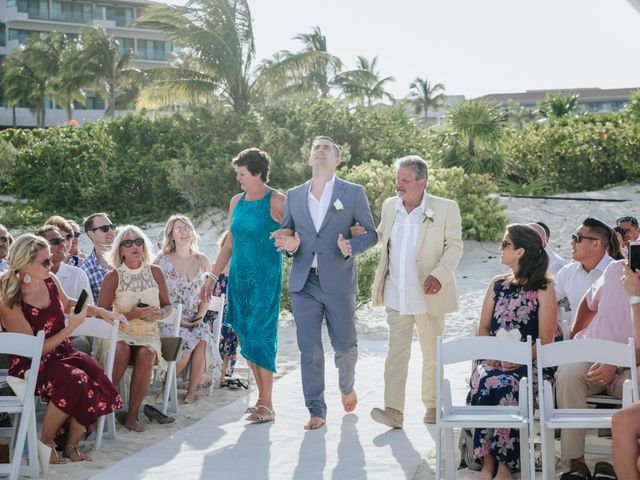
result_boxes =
[281,177,377,294]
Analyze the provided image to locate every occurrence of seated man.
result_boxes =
[555,258,640,479]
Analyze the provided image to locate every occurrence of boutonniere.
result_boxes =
[422,208,435,223]
[333,199,344,211]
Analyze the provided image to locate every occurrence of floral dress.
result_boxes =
[8,278,122,445]
[154,253,220,386]
[466,277,553,472]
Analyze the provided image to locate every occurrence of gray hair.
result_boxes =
[395,155,428,181]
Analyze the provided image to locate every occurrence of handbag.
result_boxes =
[458,428,482,471]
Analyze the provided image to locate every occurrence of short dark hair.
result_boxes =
[582,217,624,260]
[616,215,638,227]
[232,148,272,183]
[312,136,340,157]
[83,212,109,233]
[536,221,550,239]
[507,223,550,291]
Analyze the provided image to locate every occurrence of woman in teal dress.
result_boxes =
[210,147,285,423]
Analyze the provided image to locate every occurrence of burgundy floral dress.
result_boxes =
[466,277,553,472]
[8,278,122,433]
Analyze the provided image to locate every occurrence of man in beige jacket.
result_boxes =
[370,155,463,427]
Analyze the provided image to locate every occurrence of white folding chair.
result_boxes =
[436,335,535,480]
[208,293,226,396]
[159,304,182,415]
[69,317,119,451]
[0,331,45,480]
[536,337,638,480]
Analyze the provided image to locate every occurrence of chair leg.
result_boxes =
[541,427,555,480]
[519,426,531,480]
[24,411,39,478]
[95,415,105,451]
[162,362,178,415]
[444,427,456,480]
[10,407,32,480]
[435,425,442,480]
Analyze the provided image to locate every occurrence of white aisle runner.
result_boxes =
[91,352,468,480]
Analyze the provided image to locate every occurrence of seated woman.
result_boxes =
[154,215,217,404]
[467,224,557,480]
[0,234,124,464]
[98,225,172,432]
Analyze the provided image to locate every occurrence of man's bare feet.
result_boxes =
[304,416,326,430]
[342,390,357,413]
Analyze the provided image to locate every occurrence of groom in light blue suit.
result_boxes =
[274,136,377,430]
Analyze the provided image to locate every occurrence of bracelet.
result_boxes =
[202,272,219,283]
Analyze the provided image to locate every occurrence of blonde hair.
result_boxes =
[0,234,49,307]
[45,215,73,236]
[161,215,200,255]
[105,225,154,269]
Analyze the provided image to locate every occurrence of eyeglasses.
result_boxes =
[0,236,7,243]
[37,258,51,269]
[73,231,81,238]
[572,233,599,243]
[92,224,117,233]
[48,238,66,246]
[500,240,512,250]
[121,238,145,248]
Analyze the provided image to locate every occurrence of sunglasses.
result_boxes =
[500,240,512,250]
[121,238,145,248]
[38,258,51,269]
[92,224,117,233]
[64,234,72,241]
[73,231,81,238]
[48,237,66,246]
[0,236,7,243]
[572,233,599,243]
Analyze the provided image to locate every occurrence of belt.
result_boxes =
[310,267,319,275]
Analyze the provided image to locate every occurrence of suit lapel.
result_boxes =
[415,192,430,252]
[319,178,346,233]
[299,180,315,229]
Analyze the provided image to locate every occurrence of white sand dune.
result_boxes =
[45,184,637,479]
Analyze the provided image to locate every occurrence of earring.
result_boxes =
[23,273,31,284]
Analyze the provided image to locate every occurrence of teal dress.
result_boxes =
[226,190,282,373]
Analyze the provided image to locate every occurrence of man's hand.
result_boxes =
[349,222,365,237]
[422,275,442,295]
[623,263,640,297]
[585,362,617,386]
[337,233,352,257]
[271,230,300,253]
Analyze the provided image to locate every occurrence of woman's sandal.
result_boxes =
[48,445,66,465]
[63,445,90,462]
[246,405,275,424]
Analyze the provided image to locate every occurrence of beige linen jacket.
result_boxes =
[371,193,463,317]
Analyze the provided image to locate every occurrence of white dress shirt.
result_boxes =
[307,176,336,268]
[55,262,94,305]
[545,244,566,275]
[384,195,428,315]
[555,253,612,321]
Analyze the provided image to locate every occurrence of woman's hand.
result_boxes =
[128,304,155,321]
[484,359,500,368]
[500,362,522,371]
[96,307,127,326]
[140,307,164,322]
[68,303,88,331]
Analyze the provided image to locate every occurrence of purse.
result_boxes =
[160,337,183,362]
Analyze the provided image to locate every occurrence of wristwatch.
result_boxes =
[629,295,640,305]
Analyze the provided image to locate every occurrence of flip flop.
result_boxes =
[561,462,592,480]
[593,461,617,479]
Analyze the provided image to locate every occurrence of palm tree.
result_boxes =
[50,39,92,122]
[333,56,395,106]
[134,0,257,113]
[79,27,139,119]
[407,77,446,123]
[446,99,504,157]
[2,33,67,127]
[258,26,342,100]
[537,92,579,118]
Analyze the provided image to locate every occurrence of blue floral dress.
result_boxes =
[466,277,553,472]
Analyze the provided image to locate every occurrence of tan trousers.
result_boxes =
[556,362,640,460]
[383,307,444,412]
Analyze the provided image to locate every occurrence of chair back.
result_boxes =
[159,304,183,338]
[208,293,226,345]
[0,331,45,397]
[69,317,120,379]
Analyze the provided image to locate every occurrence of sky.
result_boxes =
[170,0,640,100]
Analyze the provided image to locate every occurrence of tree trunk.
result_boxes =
[468,137,475,157]
[12,107,16,128]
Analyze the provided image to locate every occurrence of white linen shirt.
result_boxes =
[384,195,428,315]
[545,244,566,275]
[307,175,336,268]
[555,254,612,322]
[56,261,94,305]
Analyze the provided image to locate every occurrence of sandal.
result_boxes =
[63,445,90,462]
[246,405,275,424]
[561,462,592,480]
[593,461,617,479]
[48,445,65,465]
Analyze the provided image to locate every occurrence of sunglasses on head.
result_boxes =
[572,233,599,243]
[121,238,145,248]
[48,237,66,246]
[92,224,117,233]
[73,231,81,238]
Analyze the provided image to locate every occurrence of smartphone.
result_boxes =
[614,226,626,237]
[137,301,149,308]
[629,241,640,272]
[73,289,89,314]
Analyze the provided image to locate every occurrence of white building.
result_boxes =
[0,0,173,127]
